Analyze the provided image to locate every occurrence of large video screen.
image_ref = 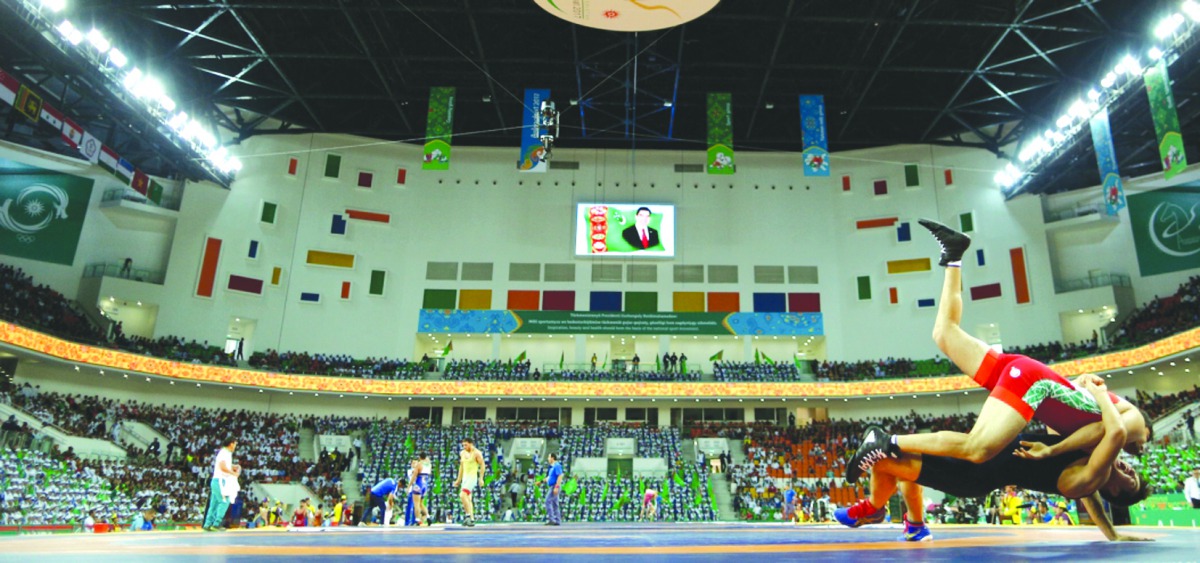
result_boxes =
[575,203,675,258]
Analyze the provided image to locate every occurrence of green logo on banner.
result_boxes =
[0,171,93,266]
[1127,187,1200,276]
[706,92,735,175]
[1144,60,1189,180]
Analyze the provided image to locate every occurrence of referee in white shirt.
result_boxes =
[203,437,240,531]
[1185,467,1200,509]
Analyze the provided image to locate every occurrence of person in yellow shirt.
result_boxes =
[999,485,1023,525]
[332,496,345,527]
[1048,502,1075,525]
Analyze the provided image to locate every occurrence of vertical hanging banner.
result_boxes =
[423,86,455,171]
[1088,108,1126,216]
[799,95,830,176]
[1144,59,1188,180]
[706,92,735,175]
[518,88,550,173]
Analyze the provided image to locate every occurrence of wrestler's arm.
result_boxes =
[1057,381,1125,497]
[1079,492,1153,542]
[1017,403,1137,459]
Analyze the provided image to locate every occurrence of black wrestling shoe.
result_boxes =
[464,516,475,527]
[918,218,971,267]
[846,425,896,485]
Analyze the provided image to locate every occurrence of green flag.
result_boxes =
[794,355,805,369]
[515,351,527,363]
[404,434,414,456]
[0,168,94,265]
[708,350,723,362]
[680,358,688,374]
[578,480,587,505]
[563,476,577,496]
[754,349,761,365]
[601,480,610,503]
[559,351,565,370]
[442,341,453,356]
[673,471,685,487]
[761,351,775,365]
[656,354,661,371]
[602,353,608,369]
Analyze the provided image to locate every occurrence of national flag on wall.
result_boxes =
[98,145,120,174]
[131,169,150,195]
[116,158,135,183]
[148,180,165,205]
[61,117,83,149]
[38,104,63,132]
[0,67,17,106]
[80,132,101,163]
[15,84,42,123]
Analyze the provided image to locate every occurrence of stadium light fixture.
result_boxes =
[86,29,109,53]
[40,0,66,11]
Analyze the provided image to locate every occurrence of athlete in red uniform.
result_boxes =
[847,220,1150,484]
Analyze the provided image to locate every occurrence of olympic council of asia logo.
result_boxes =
[1148,201,1200,258]
[0,183,70,244]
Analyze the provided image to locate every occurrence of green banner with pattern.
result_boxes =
[423,86,455,171]
[1127,187,1200,276]
[1144,60,1188,180]
[706,92,735,175]
[0,167,93,265]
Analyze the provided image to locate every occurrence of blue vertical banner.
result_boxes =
[1088,108,1126,216]
[799,95,830,177]
[518,88,550,173]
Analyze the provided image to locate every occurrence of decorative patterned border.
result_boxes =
[2,322,1196,398]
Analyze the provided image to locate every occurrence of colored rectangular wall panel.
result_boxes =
[331,214,347,235]
[857,276,872,300]
[248,240,259,259]
[625,292,658,313]
[590,291,622,312]
[300,292,321,303]
[841,175,851,191]
[873,179,888,195]
[196,237,222,298]
[1010,247,1031,304]
[960,212,974,233]
[977,249,986,267]
[260,202,277,224]
[788,292,821,313]
[507,290,540,310]
[345,209,391,224]
[459,289,492,310]
[886,258,932,274]
[357,172,373,188]
[287,157,298,176]
[673,292,705,313]
[969,282,1002,301]
[306,250,355,269]
[856,216,899,230]
[271,267,282,286]
[324,154,341,178]
[917,298,935,308]
[227,274,264,295]
[889,287,898,304]
[944,169,954,185]
[341,281,352,300]
[369,270,386,295]
[897,222,911,242]
[707,292,741,313]
[542,290,575,311]
[423,289,457,309]
[753,292,786,313]
[904,163,920,187]
[397,168,407,184]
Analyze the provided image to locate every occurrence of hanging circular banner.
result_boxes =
[533,0,721,32]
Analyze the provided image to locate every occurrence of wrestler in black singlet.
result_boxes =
[915,434,1087,498]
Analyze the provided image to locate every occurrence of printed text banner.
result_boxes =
[418,309,823,336]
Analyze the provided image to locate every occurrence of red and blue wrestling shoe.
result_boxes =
[834,498,888,528]
[900,515,932,542]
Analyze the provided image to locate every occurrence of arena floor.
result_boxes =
[0,522,1196,561]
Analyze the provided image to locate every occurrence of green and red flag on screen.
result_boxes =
[0,167,93,266]
[708,350,723,362]
[706,92,735,175]
[423,86,455,171]
[1144,59,1188,180]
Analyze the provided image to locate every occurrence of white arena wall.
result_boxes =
[1,133,1196,366]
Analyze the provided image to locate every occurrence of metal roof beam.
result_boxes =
[746,0,794,137]
[838,0,921,140]
[338,0,412,132]
[222,2,324,130]
[464,0,506,128]
[168,8,227,54]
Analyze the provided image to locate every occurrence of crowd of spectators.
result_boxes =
[713,362,802,382]
[1137,385,1200,422]
[559,423,683,470]
[111,331,236,367]
[249,350,427,380]
[1003,339,1100,365]
[0,448,139,527]
[811,357,956,382]
[1112,275,1200,348]
[442,359,531,381]
[1137,442,1198,496]
[0,265,102,343]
